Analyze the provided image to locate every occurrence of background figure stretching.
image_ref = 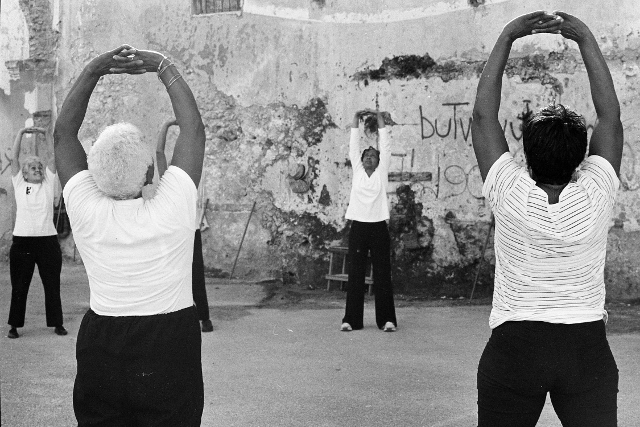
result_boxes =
[55,45,206,425]
[471,11,623,427]
[341,109,397,332]
[157,118,213,333]
[8,126,66,339]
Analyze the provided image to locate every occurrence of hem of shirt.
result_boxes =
[489,312,606,329]
[89,301,194,317]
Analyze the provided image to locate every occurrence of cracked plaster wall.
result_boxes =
[5,0,640,298]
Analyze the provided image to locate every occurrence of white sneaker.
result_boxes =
[340,322,352,331]
[383,322,396,332]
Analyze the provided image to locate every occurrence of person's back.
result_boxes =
[486,147,618,328]
[470,11,623,427]
[55,45,206,426]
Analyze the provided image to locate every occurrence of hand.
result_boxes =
[502,11,561,42]
[119,48,166,73]
[86,45,146,76]
[164,118,178,128]
[22,127,46,134]
[553,11,591,44]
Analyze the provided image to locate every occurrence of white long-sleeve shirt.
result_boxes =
[345,127,391,222]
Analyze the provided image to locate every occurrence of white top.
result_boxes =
[63,166,197,316]
[12,167,58,237]
[345,127,391,222]
[483,152,619,329]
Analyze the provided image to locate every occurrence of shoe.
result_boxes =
[383,322,396,332]
[54,326,68,336]
[8,328,19,339]
[340,322,352,332]
[201,319,214,333]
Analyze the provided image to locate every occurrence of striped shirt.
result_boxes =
[483,152,619,329]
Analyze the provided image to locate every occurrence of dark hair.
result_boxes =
[522,103,587,185]
[361,146,380,162]
[363,115,379,136]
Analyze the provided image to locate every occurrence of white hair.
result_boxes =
[88,123,153,200]
[21,156,44,178]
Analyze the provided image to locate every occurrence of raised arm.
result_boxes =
[132,51,205,186]
[555,11,623,174]
[11,128,28,176]
[54,45,145,188]
[156,119,178,179]
[471,11,561,180]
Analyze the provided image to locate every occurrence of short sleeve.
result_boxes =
[63,170,103,224]
[482,152,522,211]
[149,166,198,231]
[579,155,619,205]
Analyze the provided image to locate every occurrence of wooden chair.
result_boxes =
[325,246,373,296]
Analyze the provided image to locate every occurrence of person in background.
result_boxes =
[341,109,398,332]
[54,45,206,425]
[8,126,67,339]
[471,11,622,427]
[157,118,213,333]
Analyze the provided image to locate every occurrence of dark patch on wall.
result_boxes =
[353,52,575,90]
[262,207,348,287]
[311,0,326,7]
[468,0,485,6]
[318,184,331,206]
[505,54,567,94]
[299,98,337,147]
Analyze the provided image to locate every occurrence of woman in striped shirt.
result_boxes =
[471,11,623,427]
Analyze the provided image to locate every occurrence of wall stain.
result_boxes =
[299,98,337,147]
[353,52,575,89]
[318,184,331,206]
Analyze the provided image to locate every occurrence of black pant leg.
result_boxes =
[342,221,369,330]
[34,236,64,327]
[369,222,397,329]
[191,230,210,321]
[8,237,37,328]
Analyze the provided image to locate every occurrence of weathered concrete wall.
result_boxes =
[3,0,640,299]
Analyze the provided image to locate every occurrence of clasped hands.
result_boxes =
[503,10,589,43]
[88,45,166,77]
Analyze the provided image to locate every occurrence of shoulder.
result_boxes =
[578,155,620,194]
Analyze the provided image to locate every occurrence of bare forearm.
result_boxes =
[473,33,512,120]
[12,129,25,162]
[579,34,620,119]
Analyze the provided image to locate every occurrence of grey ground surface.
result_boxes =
[1,262,639,426]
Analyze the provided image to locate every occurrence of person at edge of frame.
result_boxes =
[8,126,67,339]
[471,11,622,427]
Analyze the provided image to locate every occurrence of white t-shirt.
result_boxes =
[345,128,391,222]
[12,167,58,237]
[483,152,618,329]
[63,166,197,316]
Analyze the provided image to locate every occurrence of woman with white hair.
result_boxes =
[7,127,66,339]
[54,45,206,425]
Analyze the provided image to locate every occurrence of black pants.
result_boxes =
[74,306,204,426]
[8,235,64,328]
[477,320,618,427]
[342,220,397,330]
[192,230,210,322]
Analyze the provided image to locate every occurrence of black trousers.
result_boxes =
[342,220,397,330]
[74,306,204,426]
[477,320,618,427]
[8,235,64,328]
[192,230,210,321]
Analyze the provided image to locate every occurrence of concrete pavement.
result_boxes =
[1,263,639,426]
